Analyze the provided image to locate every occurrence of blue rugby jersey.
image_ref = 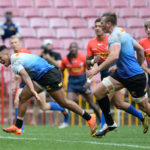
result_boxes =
[11,53,54,80]
[108,27,144,78]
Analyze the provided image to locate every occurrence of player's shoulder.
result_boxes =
[62,56,68,62]
[139,37,149,44]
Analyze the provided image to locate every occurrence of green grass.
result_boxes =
[0,125,150,150]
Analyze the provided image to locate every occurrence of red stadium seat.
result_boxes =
[57,28,75,39]
[79,8,98,18]
[110,0,128,8]
[30,18,48,28]
[69,18,87,28]
[99,8,115,16]
[35,0,53,8]
[4,8,21,17]
[0,0,14,7]
[24,38,42,49]
[118,8,137,18]
[49,18,67,28]
[13,17,29,27]
[139,8,150,18]
[16,0,33,8]
[72,0,90,8]
[127,18,144,28]
[129,0,147,8]
[61,8,79,18]
[22,8,41,18]
[50,39,63,49]
[20,28,36,38]
[92,0,110,8]
[62,39,82,49]
[42,8,60,18]
[88,18,97,28]
[76,28,94,39]
[82,39,91,50]
[54,0,71,8]
[117,18,126,27]
[133,28,146,39]
[37,28,56,38]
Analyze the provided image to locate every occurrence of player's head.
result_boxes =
[94,17,105,37]
[144,21,150,38]
[10,35,22,52]
[68,42,78,57]
[101,12,117,33]
[5,11,13,22]
[41,39,53,51]
[0,45,11,67]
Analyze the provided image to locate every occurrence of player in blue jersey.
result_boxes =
[0,45,96,135]
[87,12,150,137]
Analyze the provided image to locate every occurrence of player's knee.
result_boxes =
[114,102,122,109]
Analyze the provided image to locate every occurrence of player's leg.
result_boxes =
[30,100,40,126]
[2,82,42,135]
[84,94,101,125]
[58,92,77,128]
[111,91,144,122]
[48,88,97,134]
[111,91,148,134]
[93,76,124,137]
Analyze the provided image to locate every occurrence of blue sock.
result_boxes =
[49,101,65,112]
[126,104,143,121]
[15,108,18,119]
[100,112,106,129]
[15,108,24,130]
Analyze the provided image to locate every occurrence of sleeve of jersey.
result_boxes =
[60,58,66,69]
[109,33,121,47]
[86,42,93,56]
[11,60,24,74]
[131,37,137,46]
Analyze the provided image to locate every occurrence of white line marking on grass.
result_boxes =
[0,136,38,141]
[1,135,150,149]
[56,139,150,149]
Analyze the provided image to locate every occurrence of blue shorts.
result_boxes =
[67,74,91,95]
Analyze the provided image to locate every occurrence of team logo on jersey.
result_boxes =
[97,43,103,46]
[80,62,84,67]
[119,28,125,33]
[58,82,63,87]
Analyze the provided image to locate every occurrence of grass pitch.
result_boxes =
[0,125,150,150]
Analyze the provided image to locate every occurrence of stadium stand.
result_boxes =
[22,8,41,18]
[0,0,149,53]
[92,0,110,8]
[35,0,53,8]
[41,8,60,18]
[37,28,56,39]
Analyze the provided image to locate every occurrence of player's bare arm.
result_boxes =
[87,44,120,79]
[42,53,61,68]
[134,43,145,66]
[19,69,41,101]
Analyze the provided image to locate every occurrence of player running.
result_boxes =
[0,45,96,135]
[86,18,148,136]
[10,35,70,127]
[87,12,150,137]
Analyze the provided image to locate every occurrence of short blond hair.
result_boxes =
[10,35,20,40]
[144,21,150,29]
